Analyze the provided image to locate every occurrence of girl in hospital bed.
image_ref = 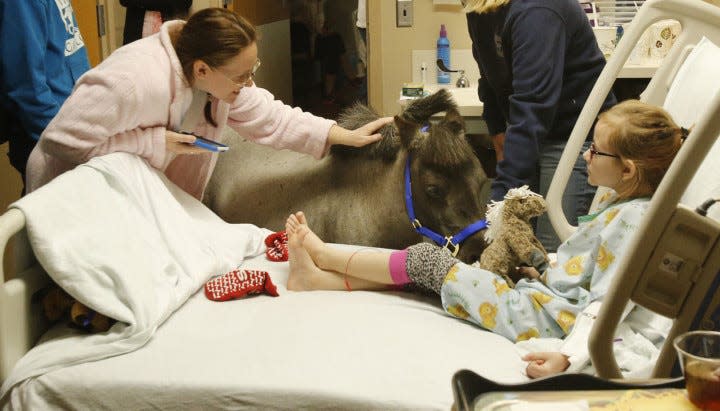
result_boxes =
[25,8,390,199]
[285,99,687,373]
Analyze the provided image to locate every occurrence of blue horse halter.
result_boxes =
[403,153,488,257]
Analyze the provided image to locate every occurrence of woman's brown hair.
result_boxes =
[175,8,257,127]
[599,99,686,199]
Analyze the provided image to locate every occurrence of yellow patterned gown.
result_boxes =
[440,194,650,342]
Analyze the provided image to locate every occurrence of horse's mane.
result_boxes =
[329,90,467,164]
[329,103,401,161]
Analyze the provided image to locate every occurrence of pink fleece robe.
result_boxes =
[26,20,335,200]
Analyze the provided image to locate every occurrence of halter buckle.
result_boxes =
[412,219,423,229]
[443,236,460,257]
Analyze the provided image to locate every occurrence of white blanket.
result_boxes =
[0,153,269,397]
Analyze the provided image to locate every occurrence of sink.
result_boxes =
[397,84,487,134]
[423,84,483,117]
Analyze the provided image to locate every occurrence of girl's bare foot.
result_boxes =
[286,213,301,234]
[287,211,333,271]
[286,212,352,291]
[286,215,324,291]
[296,224,335,270]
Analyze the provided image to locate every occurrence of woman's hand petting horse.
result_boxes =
[328,117,393,147]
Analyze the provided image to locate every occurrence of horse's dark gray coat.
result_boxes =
[204,90,491,263]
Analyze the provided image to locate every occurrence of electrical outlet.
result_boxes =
[397,0,413,27]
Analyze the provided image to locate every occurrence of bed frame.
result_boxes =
[0,208,50,381]
[0,0,719,399]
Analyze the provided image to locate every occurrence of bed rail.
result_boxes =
[0,208,52,383]
[547,0,720,379]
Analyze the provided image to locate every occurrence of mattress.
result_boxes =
[7,253,528,410]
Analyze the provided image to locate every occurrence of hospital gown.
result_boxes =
[514,301,672,378]
[440,193,650,342]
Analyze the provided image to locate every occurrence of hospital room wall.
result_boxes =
[367,0,472,115]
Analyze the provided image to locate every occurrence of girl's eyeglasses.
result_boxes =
[217,59,261,87]
[589,142,620,160]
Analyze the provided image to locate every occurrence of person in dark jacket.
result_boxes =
[120,0,192,45]
[0,0,90,191]
[463,0,617,251]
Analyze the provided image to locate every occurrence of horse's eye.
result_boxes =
[425,185,445,199]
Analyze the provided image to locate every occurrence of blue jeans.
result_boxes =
[534,140,595,252]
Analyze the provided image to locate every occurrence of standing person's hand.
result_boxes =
[492,132,505,162]
[328,117,393,147]
[523,352,570,379]
[165,130,209,155]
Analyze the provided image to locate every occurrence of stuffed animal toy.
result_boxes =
[478,185,549,287]
[40,286,114,333]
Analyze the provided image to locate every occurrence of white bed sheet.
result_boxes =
[8,254,528,410]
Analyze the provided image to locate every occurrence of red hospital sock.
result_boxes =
[204,269,279,301]
[265,231,288,262]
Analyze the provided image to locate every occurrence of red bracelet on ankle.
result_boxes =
[343,248,367,292]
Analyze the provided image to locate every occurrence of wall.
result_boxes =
[233,0,292,105]
[233,0,288,25]
[253,21,293,104]
[109,0,125,52]
[368,0,472,115]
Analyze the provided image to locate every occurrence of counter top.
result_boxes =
[399,84,484,117]
[401,61,658,111]
[399,61,659,118]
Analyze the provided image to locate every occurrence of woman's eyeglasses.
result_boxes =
[589,142,620,160]
[217,59,261,87]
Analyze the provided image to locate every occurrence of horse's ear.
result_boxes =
[394,115,420,148]
[441,108,465,135]
[419,106,474,169]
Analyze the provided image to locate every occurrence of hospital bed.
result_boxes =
[0,0,719,409]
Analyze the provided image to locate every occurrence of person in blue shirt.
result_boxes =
[0,0,90,191]
[462,0,617,251]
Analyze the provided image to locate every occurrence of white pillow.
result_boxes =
[663,37,720,221]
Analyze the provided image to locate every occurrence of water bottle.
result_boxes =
[437,24,451,84]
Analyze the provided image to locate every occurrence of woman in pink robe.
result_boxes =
[27,7,390,200]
